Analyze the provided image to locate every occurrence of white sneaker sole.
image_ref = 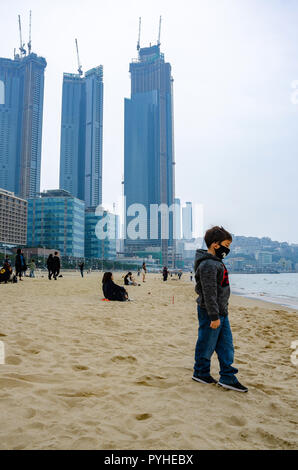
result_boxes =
[192,376,217,385]
[218,382,248,392]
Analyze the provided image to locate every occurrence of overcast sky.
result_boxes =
[1,0,298,243]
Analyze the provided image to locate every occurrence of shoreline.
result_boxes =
[231,291,298,311]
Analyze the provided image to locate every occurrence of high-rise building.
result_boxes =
[124,43,175,266]
[0,53,47,199]
[0,188,27,246]
[182,202,193,240]
[27,189,85,258]
[59,66,103,208]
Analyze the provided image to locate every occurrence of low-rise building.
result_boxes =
[27,189,85,258]
[0,188,27,245]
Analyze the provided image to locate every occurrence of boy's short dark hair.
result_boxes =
[204,226,233,248]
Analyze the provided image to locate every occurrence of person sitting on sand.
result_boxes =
[102,272,129,301]
[0,257,13,284]
[124,272,138,286]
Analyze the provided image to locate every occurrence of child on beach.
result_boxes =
[193,226,248,392]
[29,259,36,278]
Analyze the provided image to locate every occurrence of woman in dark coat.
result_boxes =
[162,266,169,282]
[15,248,27,280]
[102,272,128,301]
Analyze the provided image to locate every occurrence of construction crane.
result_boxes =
[75,38,83,76]
[28,10,32,54]
[137,17,141,51]
[157,15,162,46]
[18,15,26,56]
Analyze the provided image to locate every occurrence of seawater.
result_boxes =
[229,273,298,310]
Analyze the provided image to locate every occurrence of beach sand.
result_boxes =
[0,272,297,450]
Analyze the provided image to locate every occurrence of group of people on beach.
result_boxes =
[46,252,61,280]
[0,249,36,283]
[0,249,62,283]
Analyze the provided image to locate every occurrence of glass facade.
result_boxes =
[27,190,85,258]
[85,207,116,260]
[124,44,175,265]
[0,54,46,199]
[59,66,103,208]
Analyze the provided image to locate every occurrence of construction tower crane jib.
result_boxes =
[75,38,83,76]
[18,15,26,56]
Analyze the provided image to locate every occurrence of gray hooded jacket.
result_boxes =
[194,249,230,321]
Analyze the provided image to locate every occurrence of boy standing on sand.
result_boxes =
[193,226,248,392]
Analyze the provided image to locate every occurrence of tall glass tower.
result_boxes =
[0,53,46,199]
[59,66,103,209]
[124,43,175,266]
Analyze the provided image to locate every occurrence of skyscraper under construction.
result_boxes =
[0,15,46,199]
[124,19,175,266]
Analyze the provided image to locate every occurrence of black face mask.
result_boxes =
[215,245,230,260]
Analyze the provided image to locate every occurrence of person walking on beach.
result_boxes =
[102,272,129,301]
[53,252,60,280]
[162,266,169,282]
[178,270,182,280]
[15,248,27,281]
[79,262,84,278]
[47,254,54,280]
[141,262,147,282]
[193,226,248,393]
[29,259,36,278]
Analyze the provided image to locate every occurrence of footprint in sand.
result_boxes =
[224,415,247,427]
[111,355,137,364]
[135,375,174,389]
[23,408,36,419]
[5,356,22,365]
[135,413,152,421]
[72,365,89,371]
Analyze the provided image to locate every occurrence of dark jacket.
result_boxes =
[103,280,127,301]
[53,256,60,271]
[194,249,230,321]
[124,274,130,286]
[15,253,27,271]
[47,255,54,270]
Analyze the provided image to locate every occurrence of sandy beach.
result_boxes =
[0,271,297,450]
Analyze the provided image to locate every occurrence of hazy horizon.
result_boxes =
[1,0,298,244]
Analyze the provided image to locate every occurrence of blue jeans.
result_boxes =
[194,306,238,384]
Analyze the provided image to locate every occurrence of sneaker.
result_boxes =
[192,375,217,385]
[218,380,248,392]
